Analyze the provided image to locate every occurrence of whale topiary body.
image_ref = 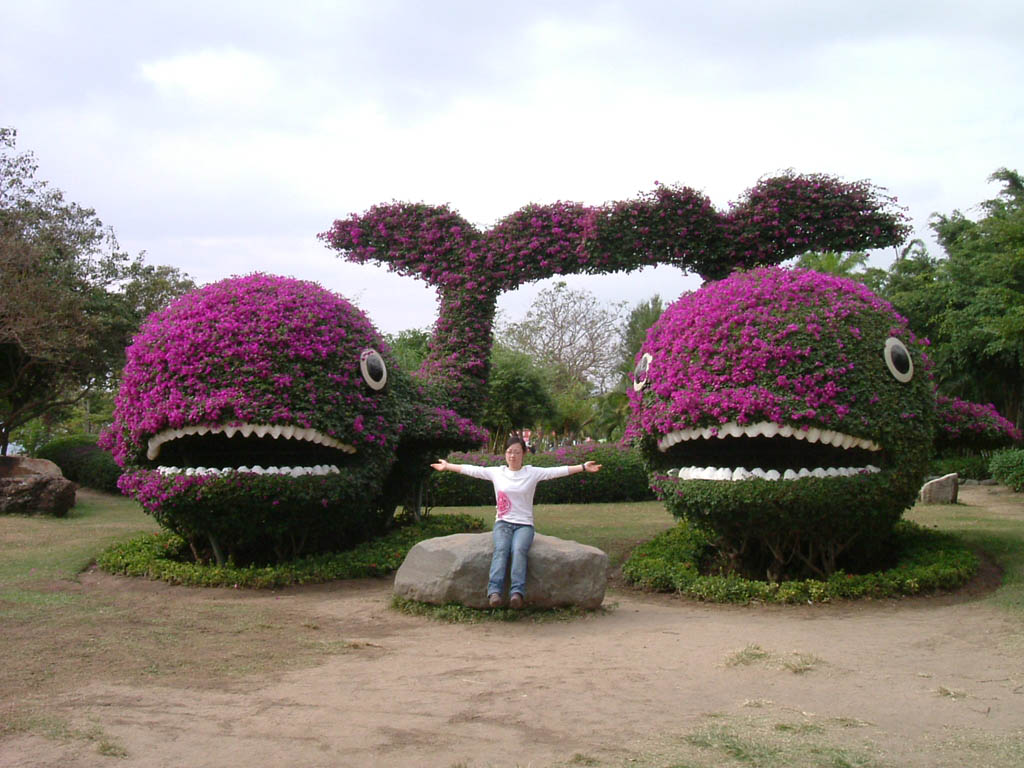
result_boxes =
[101,274,483,564]
[628,267,936,579]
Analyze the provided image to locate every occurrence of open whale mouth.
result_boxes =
[656,421,883,482]
[144,423,356,478]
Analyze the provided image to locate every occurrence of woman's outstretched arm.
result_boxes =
[430,459,460,473]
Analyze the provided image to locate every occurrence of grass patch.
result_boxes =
[725,644,773,667]
[908,494,1024,618]
[1,709,128,758]
[390,594,603,623]
[725,645,825,674]
[651,714,886,768]
[0,491,158,588]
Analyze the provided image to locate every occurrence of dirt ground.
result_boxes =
[3,486,1024,768]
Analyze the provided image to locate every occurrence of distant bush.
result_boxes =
[427,442,654,507]
[929,455,992,481]
[36,435,121,492]
[990,449,1024,492]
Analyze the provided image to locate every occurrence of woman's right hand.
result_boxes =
[430,459,449,471]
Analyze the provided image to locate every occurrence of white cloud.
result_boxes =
[139,48,283,109]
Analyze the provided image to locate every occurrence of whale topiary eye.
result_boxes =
[884,337,913,382]
[360,349,387,390]
[633,352,653,392]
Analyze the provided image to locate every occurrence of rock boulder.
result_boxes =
[394,532,608,610]
[919,472,958,505]
[0,457,77,516]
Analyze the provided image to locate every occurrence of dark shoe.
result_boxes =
[488,593,503,608]
[509,593,524,610]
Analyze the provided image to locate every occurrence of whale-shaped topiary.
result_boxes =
[101,274,484,564]
[628,267,936,580]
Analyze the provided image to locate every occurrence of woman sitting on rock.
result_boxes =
[431,437,602,609]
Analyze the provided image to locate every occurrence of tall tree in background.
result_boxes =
[0,129,194,454]
[500,282,626,394]
[480,343,555,452]
[925,168,1024,428]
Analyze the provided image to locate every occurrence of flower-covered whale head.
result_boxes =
[627,267,935,570]
[101,274,423,560]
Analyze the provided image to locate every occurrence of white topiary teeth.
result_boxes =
[146,423,357,461]
[655,421,882,453]
[157,465,342,477]
[666,464,881,482]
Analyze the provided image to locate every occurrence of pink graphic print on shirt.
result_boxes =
[496,491,511,518]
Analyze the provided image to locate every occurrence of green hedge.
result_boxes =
[97,513,483,588]
[929,454,992,481]
[36,434,121,492]
[990,449,1024,492]
[622,519,978,604]
[427,443,654,507]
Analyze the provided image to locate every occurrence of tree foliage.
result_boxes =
[881,169,1024,429]
[500,282,626,394]
[0,128,194,454]
[480,343,555,452]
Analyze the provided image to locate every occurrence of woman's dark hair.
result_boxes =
[505,436,527,452]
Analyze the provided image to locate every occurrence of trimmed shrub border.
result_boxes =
[97,514,483,589]
[622,520,979,604]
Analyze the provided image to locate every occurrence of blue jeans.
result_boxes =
[488,521,534,598]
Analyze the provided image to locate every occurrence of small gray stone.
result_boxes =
[980,478,999,486]
[918,472,958,504]
[394,532,608,610]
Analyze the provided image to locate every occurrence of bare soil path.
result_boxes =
[3,486,1023,767]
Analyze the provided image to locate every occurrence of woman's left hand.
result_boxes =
[582,461,602,473]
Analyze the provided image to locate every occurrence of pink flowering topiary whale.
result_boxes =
[628,267,937,580]
[101,274,485,564]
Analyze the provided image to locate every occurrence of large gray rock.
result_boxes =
[394,532,608,610]
[919,472,958,504]
[0,456,77,516]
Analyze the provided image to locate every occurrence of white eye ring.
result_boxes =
[633,352,653,392]
[359,348,387,390]
[884,337,913,383]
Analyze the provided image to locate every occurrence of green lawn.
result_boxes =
[432,499,676,568]
[907,494,1024,618]
[0,491,158,599]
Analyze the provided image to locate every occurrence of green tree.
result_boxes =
[501,282,626,394]
[927,169,1024,428]
[480,344,555,452]
[877,169,1024,430]
[794,250,869,275]
[384,327,432,372]
[0,128,194,454]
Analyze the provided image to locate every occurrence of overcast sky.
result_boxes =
[3,1,1021,335]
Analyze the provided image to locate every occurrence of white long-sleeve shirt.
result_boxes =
[457,464,572,526]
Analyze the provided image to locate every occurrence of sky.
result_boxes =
[2,0,1021,336]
